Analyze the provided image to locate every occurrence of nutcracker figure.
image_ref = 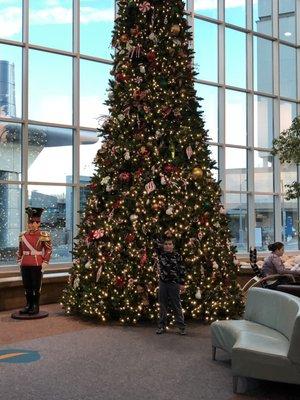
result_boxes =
[17,207,52,315]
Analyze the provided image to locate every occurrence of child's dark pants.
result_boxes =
[158,281,186,329]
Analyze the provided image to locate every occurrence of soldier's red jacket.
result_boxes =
[17,230,52,267]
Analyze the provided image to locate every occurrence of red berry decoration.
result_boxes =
[146,50,156,63]
[125,232,135,243]
[119,172,132,182]
[163,163,174,175]
[116,73,126,82]
[115,276,125,288]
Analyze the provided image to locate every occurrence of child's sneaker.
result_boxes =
[177,328,186,336]
[156,327,166,334]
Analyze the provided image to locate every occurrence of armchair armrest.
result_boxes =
[258,274,295,284]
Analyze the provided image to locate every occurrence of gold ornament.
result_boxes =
[192,167,203,179]
[120,34,129,43]
[171,24,181,36]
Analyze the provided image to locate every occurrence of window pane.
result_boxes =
[80,0,114,59]
[0,44,22,118]
[80,186,91,214]
[0,122,21,181]
[279,0,296,44]
[254,96,273,148]
[28,125,73,184]
[225,147,247,191]
[279,44,296,100]
[28,50,72,124]
[0,0,22,42]
[80,60,110,128]
[280,101,297,132]
[253,37,273,94]
[29,0,72,51]
[226,90,247,146]
[255,194,274,251]
[196,83,218,142]
[225,0,246,27]
[194,19,218,82]
[80,130,103,178]
[254,151,274,193]
[253,0,273,36]
[225,29,246,88]
[209,145,218,181]
[281,163,297,194]
[281,198,298,250]
[0,183,21,266]
[28,185,72,263]
[225,193,248,253]
[194,0,218,19]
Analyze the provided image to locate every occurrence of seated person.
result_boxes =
[262,242,300,288]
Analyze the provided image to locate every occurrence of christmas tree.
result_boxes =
[62,0,243,323]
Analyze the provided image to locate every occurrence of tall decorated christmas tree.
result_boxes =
[62,0,243,323]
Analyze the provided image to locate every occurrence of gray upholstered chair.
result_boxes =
[211,288,300,393]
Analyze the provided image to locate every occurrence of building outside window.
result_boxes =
[0,0,299,267]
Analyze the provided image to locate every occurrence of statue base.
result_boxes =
[11,311,49,320]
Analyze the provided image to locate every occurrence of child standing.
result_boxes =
[155,237,186,335]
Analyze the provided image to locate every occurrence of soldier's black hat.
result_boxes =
[25,207,44,222]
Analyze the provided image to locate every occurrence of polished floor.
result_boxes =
[0,304,299,400]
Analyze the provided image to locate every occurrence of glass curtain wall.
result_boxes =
[192,0,299,253]
[0,0,299,266]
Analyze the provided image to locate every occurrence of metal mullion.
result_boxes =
[27,120,75,129]
[73,0,80,246]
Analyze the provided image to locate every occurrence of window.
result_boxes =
[253,0,273,36]
[253,37,273,94]
[194,19,218,83]
[225,90,247,146]
[279,44,297,99]
[225,0,246,27]
[28,50,73,124]
[196,83,218,142]
[225,29,246,89]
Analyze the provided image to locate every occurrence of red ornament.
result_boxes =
[116,73,126,82]
[139,249,147,266]
[146,50,156,63]
[163,163,174,175]
[87,182,97,190]
[119,172,132,182]
[112,198,122,209]
[115,276,125,288]
[125,232,135,243]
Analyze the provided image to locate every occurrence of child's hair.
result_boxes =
[268,242,284,252]
[163,237,175,244]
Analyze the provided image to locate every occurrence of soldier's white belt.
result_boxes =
[23,251,43,256]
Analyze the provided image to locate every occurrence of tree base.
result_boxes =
[11,311,49,320]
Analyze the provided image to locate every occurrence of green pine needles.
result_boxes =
[62,0,244,324]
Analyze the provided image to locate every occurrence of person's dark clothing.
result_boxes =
[158,281,186,329]
[156,249,185,284]
[155,247,186,329]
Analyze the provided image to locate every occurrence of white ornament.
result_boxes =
[85,261,92,269]
[106,185,113,192]
[195,288,202,299]
[73,277,80,289]
[101,176,110,185]
[124,150,130,160]
[107,91,113,99]
[130,214,138,222]
[139,64,146,73]
[145,180,156,194]
[166,207,173,215]
[149,32,156,41]
[96,266,103,283]
[160,175,166,185]
[212,261,219,270]
[186,145,193,159]
[118,114,125,121]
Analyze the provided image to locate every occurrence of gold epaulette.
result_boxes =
[40,231,51,241]
[19,231,26,241]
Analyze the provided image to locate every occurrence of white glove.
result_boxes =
[41,261,48,271]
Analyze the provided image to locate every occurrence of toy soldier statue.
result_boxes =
[17,207,52,315]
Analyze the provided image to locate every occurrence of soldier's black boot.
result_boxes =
[28,291,40,315]
[19,291,32,314]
